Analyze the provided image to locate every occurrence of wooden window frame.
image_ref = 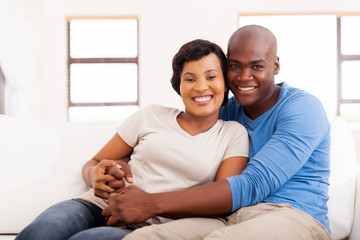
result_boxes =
[66,16,139,120]
[336,14,360,115]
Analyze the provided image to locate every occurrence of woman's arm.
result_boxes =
[82,133,134,199]
[215,156,248,181]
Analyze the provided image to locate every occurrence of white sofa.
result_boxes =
[0,115,359,240]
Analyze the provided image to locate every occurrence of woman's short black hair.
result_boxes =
[171,39,229,106]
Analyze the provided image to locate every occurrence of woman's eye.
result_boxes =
[208,75,216,80]
[184,78,195,82]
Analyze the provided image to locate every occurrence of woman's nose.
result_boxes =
[194,79,209,91]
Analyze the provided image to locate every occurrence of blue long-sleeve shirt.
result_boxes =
[219,82,331,232]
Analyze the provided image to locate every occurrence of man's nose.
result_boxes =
[237,69,253,81]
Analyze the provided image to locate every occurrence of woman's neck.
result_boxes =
[176,111,219,136]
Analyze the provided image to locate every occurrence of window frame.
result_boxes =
[66,16,139,120]
[238,12,360,117]
[336,14,360,115]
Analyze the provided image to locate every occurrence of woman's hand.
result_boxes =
[81,133,135,199]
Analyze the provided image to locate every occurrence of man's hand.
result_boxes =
[106,159,134,191]
[102,185,157,226]
[93,159,133,199]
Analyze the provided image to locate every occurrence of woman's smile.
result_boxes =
[192,94,214,105]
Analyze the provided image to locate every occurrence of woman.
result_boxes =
[16,39,249,240]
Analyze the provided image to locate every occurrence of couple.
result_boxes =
[17,25,332,240]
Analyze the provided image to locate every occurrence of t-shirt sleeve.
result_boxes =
[116,106,148,147]
[222,121,249,160]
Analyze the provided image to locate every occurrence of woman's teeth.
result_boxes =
[194,96,212,102]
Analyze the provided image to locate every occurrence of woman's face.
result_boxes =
[180,53,226,119]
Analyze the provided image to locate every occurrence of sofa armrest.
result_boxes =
[328,117,358,239]
[349,166,360,240]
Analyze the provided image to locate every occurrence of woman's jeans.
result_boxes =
[16,199,133,240]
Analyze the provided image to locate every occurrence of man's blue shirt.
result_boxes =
[219,82,331,232]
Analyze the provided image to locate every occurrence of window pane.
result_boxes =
[340,104,360,121]
[70,19,138,58]
[70,63,138,103]
[239,15,337,118]
[341,16,360,55]
[341,61,360,99]
[69,105,139,124]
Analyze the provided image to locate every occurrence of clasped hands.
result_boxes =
[92,159,156,227]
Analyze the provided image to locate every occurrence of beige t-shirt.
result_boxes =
[78,104,249,224]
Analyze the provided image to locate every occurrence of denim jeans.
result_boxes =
[16,199,133,240]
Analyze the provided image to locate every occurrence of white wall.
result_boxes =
[11,0,359,121]
[1,0,360,159]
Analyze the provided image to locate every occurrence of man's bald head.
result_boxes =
[228,25,278,59]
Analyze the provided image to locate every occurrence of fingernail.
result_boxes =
[116,164,121,169]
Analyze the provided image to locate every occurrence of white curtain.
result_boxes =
[0,0,27,117]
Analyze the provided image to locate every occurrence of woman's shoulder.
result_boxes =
[220,120,247,133]
[143,104,179,113]
[139,104,181,121]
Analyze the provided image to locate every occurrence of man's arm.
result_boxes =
[102,179,232,226]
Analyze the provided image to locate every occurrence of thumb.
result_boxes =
[124,168,134,184]
[116,160,134,183]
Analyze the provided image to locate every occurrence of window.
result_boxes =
[0,66,4,114]
[239,13,360,121]
[338,16,360,120]
[67,17,139,123]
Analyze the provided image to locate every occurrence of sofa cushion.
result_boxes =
[0,115,115,234]
[328,117,358,239]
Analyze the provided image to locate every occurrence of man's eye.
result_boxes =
[253,65,263,69]
[229,64,239,68]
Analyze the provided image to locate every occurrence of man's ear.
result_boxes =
[274,56,280,75]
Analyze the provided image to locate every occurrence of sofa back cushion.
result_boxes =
[0,115,115,233]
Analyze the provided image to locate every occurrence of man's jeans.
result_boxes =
[16,199,133,240]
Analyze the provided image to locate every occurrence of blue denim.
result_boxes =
[16,199,133,240]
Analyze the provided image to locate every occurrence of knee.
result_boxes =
[16,225,61,240]
[123,227,154,240]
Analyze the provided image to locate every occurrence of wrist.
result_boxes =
[150,192,165,216]
[89,165,97,188]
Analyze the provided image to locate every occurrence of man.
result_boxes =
[102,25,332,240]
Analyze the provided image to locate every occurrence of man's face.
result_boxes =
[226,36,279,114]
